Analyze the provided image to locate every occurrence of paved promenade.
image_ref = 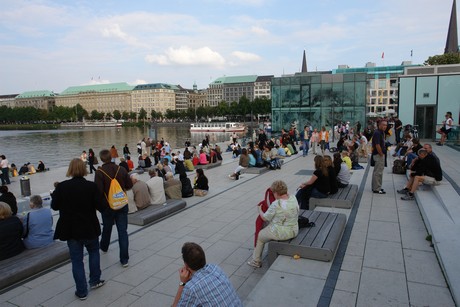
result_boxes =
[1,143,458,306]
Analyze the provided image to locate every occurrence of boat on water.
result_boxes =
[61,120,122,128]
[190,122,246,132]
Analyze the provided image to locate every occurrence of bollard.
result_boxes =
[20,176,31,196]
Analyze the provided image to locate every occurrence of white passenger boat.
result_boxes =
[190,122,246,132]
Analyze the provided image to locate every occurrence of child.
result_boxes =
[341,151,352,170]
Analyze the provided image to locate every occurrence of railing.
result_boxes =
[435,124,460,145]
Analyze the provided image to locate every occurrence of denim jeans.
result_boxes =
[67,238,101,296]
[1,167,10,184]
[302,140,309,156]
[100,205,129,265]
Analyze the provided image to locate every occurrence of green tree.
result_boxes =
[105,112,112,120]
[165,109,175,119]
[129,112,137,120]
[122,111,129,120]
[75,104,88,121]
[138,108,147,120]
[113,110,121,120]
[424,53,460,65]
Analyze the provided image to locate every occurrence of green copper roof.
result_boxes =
[133,83,179,91]
[60,82,134,95]
[16,90,56,98]
[333,65,421,75]
[210,75,258,85]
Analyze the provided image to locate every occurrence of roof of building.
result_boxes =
[60,83,134,95]
[16,90,56,99]
[133,83,180,91]
[210,75,258,85]
[256,75,274,82]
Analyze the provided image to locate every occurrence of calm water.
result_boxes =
[0,125,248,169]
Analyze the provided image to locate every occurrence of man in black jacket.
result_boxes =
[95,149,133,267]
[397,148,442,201]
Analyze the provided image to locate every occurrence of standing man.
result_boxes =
[372,120,388,194]
[300,125,311,156]
[95,149,133,267]
[172,242,242,307]
[394,117,403,145]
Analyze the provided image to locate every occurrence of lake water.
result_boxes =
[0,125,249,169]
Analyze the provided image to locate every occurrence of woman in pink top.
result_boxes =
[199,150,209,165]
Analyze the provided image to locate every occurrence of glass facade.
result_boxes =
[271,72,366,132]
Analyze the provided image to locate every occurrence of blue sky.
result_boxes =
[0,0,456,94]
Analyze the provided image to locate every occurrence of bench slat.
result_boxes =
[311,213,339,248]
[127,199,186,226]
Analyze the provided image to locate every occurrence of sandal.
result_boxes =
[247,259,261,268]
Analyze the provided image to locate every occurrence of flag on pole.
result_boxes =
[411,50,413,57]
[381,52,385,59]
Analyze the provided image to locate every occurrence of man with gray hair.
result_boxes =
[398,147,442,201]
[164,172,182,200]
[146,169,166,205]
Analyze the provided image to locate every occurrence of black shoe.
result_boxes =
[75,292,87,300]
[373,189,386,194]
[397,188,409,195]
[90,280,105,289]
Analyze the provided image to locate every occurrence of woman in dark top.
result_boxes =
[51,158,107,300]
[0,201,24,260]
[180,172,194,198]
[0,185,17,215]
[193,168,209,196]
[323,155,338,195]
[88,148,97,174]
[295,155,330,209]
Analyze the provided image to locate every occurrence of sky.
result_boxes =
[0,0,456,94]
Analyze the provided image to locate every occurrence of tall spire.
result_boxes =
[301,50,308,72]
[445,0,459,54]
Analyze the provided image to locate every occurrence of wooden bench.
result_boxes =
[0,241,70,291]
[267,210,346,266]
[194,160,222,170]
[127,199,186,226]
[310,184,358,210]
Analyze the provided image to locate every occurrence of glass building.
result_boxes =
[399,64,460,140]
[271,72,367,133]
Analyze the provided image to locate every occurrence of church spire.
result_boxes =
[445,0,459,53]
[301,50,308,72]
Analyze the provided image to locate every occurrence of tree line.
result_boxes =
[0,96,271,124]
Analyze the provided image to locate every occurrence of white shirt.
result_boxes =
[146,176,166,205]
[1,158,9,168]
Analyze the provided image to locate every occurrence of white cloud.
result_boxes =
[145,46,225,67]
[251,26,269,36]
[232,51,261,61]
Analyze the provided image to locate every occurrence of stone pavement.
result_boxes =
[0,143,458,306]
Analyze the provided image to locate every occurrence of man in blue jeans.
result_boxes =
[300,125,311,156]
[95,149,133,267]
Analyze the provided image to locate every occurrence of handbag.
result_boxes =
[93,156,99,165]
[298,215,315,228]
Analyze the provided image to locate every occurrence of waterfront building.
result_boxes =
[15,90,56,110]
[132,83,177,119]
[398,64,460,139]
[0,94,19,108]
[254,75,273,99]
[208,75,260,106]
[187,83,207,111]
[333,61,419,117]
[271,71,367,133]
[175,85,190,111]
[56,83,133,115]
